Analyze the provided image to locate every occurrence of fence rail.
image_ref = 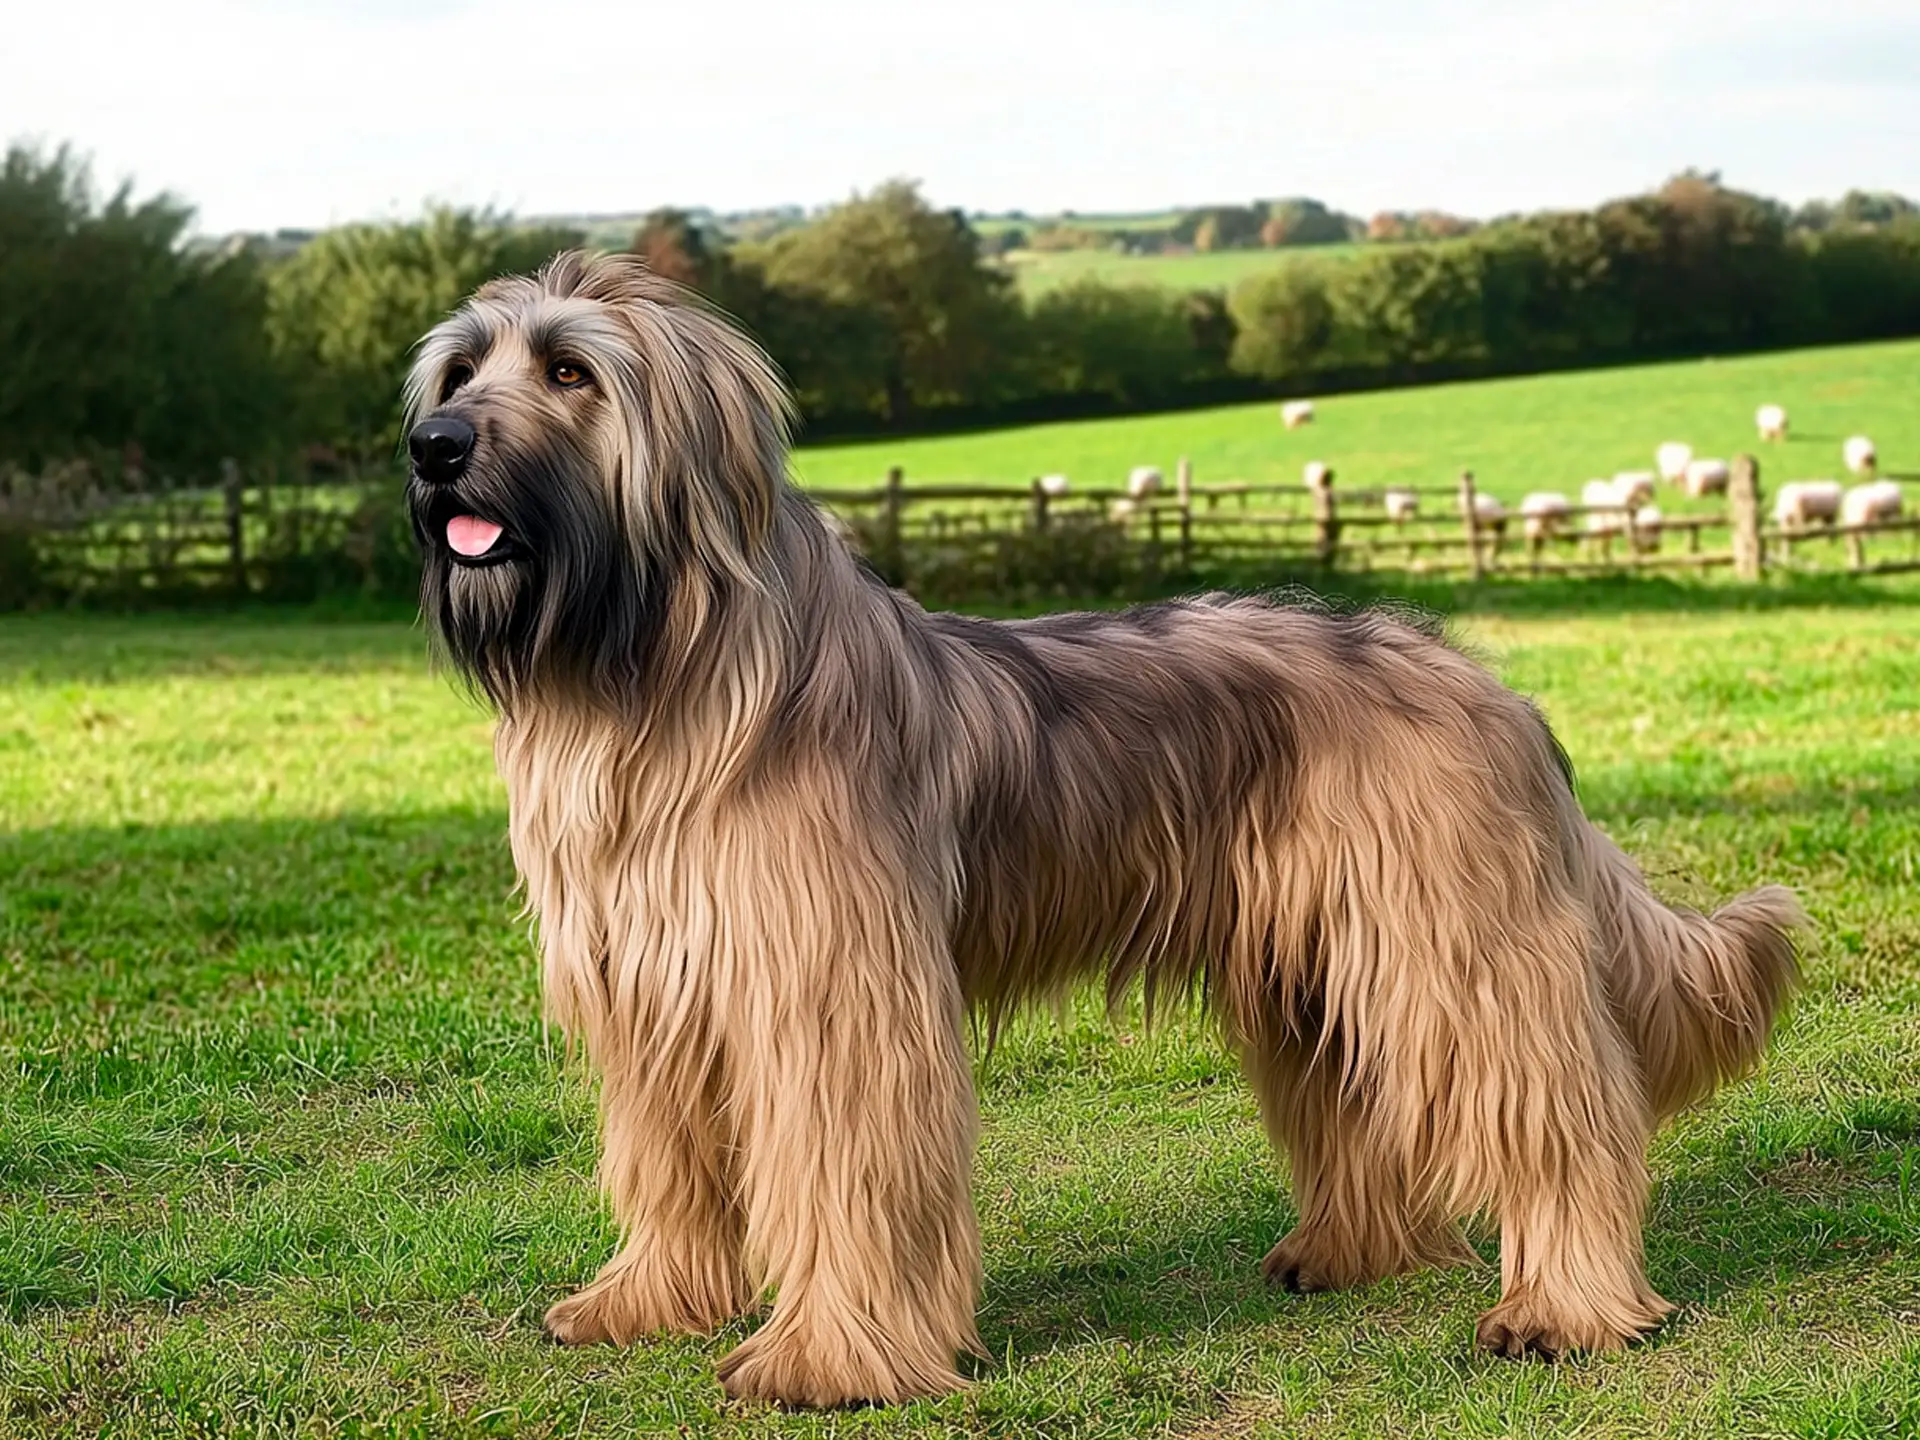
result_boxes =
[6,453,1916,606]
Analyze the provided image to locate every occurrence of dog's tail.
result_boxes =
[1574,815,1805,1120]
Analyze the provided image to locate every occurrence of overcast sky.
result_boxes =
[5,0,1917,235]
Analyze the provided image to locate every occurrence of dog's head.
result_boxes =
[403,251,793,711]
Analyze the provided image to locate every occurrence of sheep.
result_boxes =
[1520,491,1572,542]
[1127,465,1164,499]
[1772,479,1843,529]
[1841,479,1902,528]
[1037,473,1070,497]
[1630,504,1664,552]
[1655,442,1694,485]
[1383,488,1419,524]
[1843,435,1877,477]
[1583,478,1629,537]
[1611,470,1657,509]
[1683,457,1730,498]
[1459,490,1507,533]
[1281,400,1315,430]
[1302,461,1333,491]
[1756,403,1789,442]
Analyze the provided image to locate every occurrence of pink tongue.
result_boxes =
[446,515,503,557]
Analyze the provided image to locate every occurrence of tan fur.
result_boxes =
[404,253,1808,1407]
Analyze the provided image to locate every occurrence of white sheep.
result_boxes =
[1302,461,1332,490]
[1772,479,1843,528]
[1655,442,1693,485]
[1683,458,1730,498]
[1756,403,1789,442]
[1127,465,1164,499]
[1630,504,1664,551]
[1383,488,1419,524]
[1841,479,1902,527]
[1611,470,1657,509]
[1281,400,1315,430]
[1037,473,1070,497]
[1520,491,1572,541]
[1583,478,1629,536]
[1843,435,1877,477]
[1460,490,1507,532]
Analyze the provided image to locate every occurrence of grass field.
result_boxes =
[794,337,1920,514]
[2,581,1917,1438]
[994,245,1354,299]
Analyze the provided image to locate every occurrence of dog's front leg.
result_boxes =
[713,876,983,1408]
[544,1030,753,1345]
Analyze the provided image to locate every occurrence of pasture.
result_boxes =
[794,337,1920,514]
[994,245,1352,298]
[2,586,1917,1438]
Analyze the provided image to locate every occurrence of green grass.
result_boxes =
[995,245,1356,298]
[3,585,1918,1438]
[794,336,1920,515]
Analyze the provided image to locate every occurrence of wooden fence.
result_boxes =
[813,454,1920,588]
[9,453,1920,604]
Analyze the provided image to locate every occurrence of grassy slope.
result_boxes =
[996,245,1356,298]
[793,337,1920,514]
[1,587,1917,1438]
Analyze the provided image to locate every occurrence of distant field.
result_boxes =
[794,337,1920,510]
[998,243,1356,297]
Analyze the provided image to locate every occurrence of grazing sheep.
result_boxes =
[1460,490,1507,533]
[1630,504,1664,552]
[1583,478,1629,537]
[1127,465,1164,499]
[1843,435,1877,477]
[1656,442,1693,485]
[1037,473,1070,497]
[1302,461,1333,490]
[1772,479,1843,528]
[1520,491,1572,541]
[1841,479,1902,527]
[1281,400,1315,430]
[1683,458,1730,498]
[1611,470,1657,509]
[1383,488,1419,524]
[1756,404,1789,442]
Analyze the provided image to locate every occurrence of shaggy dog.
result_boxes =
[402,252,1804,1408]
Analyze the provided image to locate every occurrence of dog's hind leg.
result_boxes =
[1461,904,1674,1357]
[1237,1022,1475,1294]
[713,865,983,1408]
[544,1054,751,1345]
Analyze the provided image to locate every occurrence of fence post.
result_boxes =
[1311,472,1339,571]
[1029,477,1050,535]
[1730,454,1761,581]
[881,465,905,586]
[1175,455,1193,576]
[1458,470,1484,581]
[221,457,245,596]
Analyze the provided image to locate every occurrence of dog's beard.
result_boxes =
[409,433,661,712]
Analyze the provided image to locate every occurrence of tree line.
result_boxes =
[3,144,1918,489]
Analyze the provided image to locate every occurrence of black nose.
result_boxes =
[408,417,475,483]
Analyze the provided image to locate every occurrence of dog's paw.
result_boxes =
[1474,1292,1669,1360]
[543,1256,748,1347]
[717,1329,966,1410]
[1261,1235,1340,1294]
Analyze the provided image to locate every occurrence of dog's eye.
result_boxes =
[441,363,473,402]
[549,362,591,389]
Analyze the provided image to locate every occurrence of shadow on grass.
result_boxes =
[975,1123,1916,1367]
[4,567,1919,686]
[7,809,1913,1364]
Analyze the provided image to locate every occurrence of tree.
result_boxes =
[0,143,281,479]
[748,180,1020,419]
[264,208,580,463]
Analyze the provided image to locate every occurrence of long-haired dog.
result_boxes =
[402,252,1804,1408]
